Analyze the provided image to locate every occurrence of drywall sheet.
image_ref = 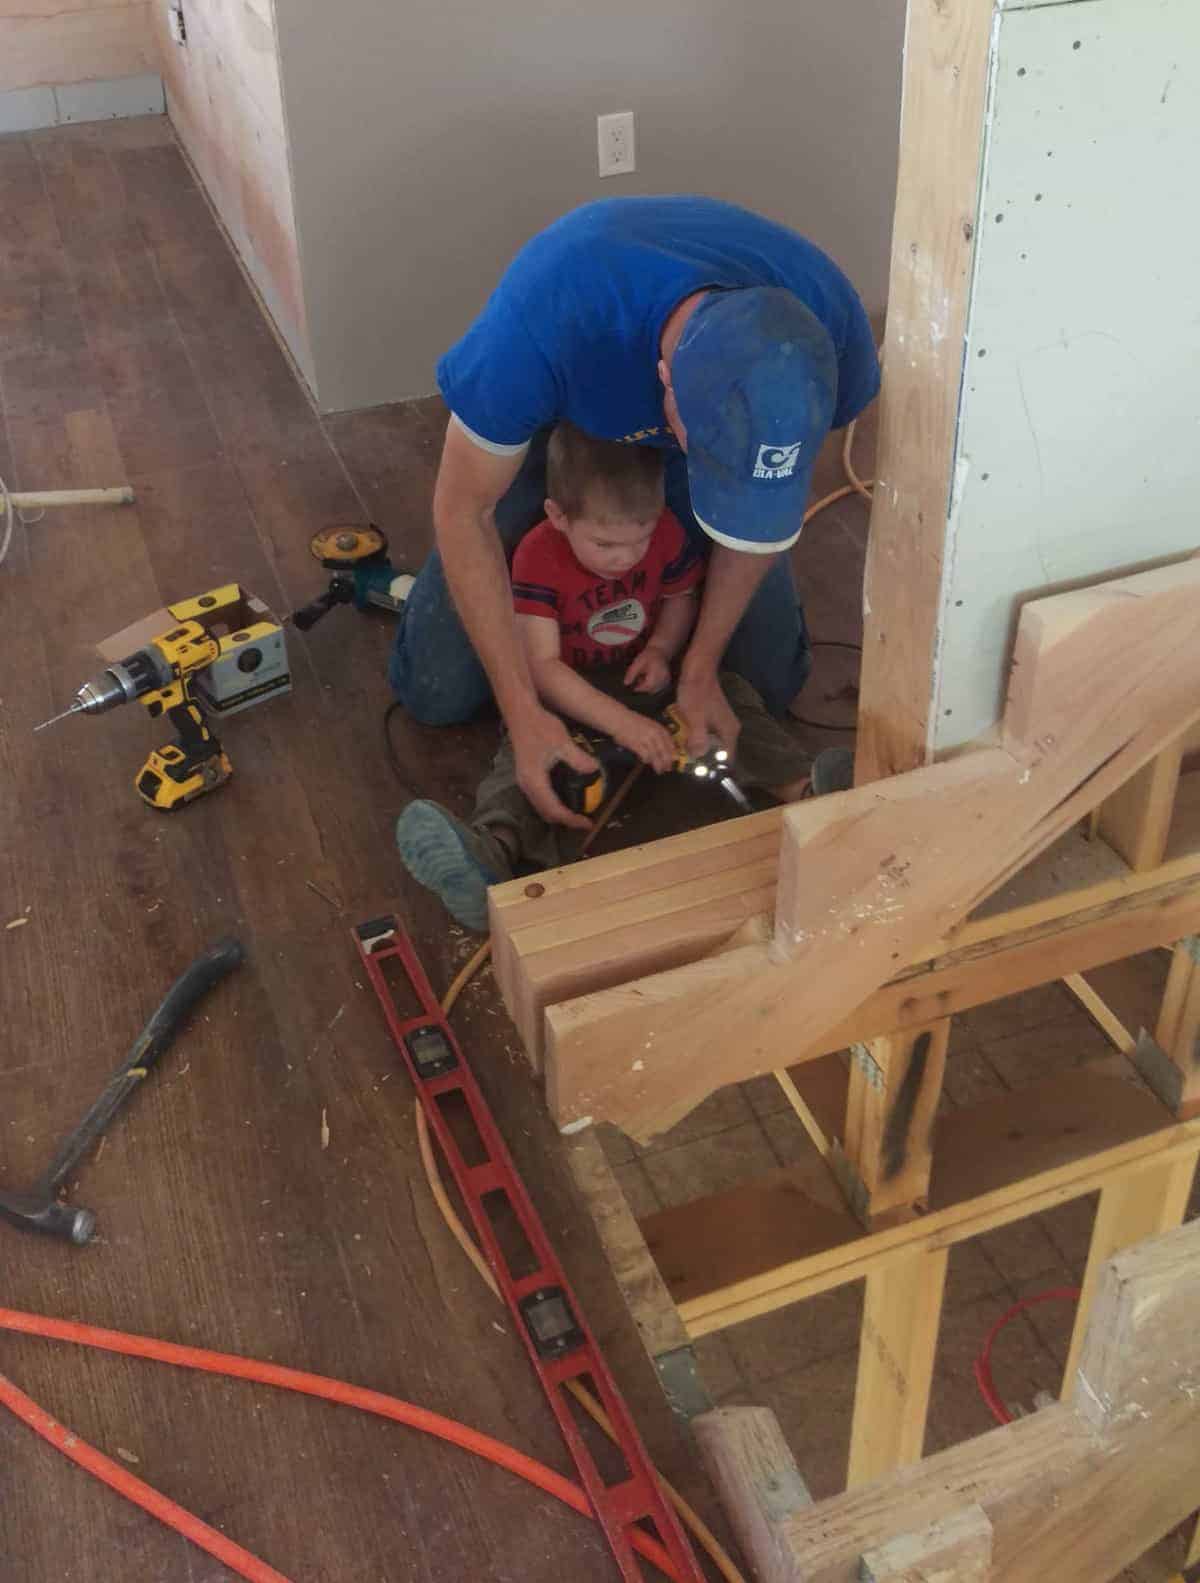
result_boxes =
[933,0,1200,752]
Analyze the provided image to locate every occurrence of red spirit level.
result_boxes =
[354,915,703,1583]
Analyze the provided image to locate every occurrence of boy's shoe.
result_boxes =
[395,801,512,932]
[809,747,855,797]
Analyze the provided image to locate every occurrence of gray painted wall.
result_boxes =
[275,0,905,412]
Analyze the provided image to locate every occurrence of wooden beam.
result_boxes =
[848,1246,947,1487]
[843,1020,949,1219]
[1096,743,1185,872]
[775,1052,849,1161]
[767,1219,1200,1583]
[546,857,1200,1142]
[1062,1151,1197,1387]
[562,1129,690,1367]
[545,561,1200,1137]
[1146,936,1200,1119]
[499,770,1200,1092]
[691,1406,812,1583]
[487,809,781,1066]
[855,0,994,784]
[637,1072,1199,1338]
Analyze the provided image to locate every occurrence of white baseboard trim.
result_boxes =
[0,73,165,136]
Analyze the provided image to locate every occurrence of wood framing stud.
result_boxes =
[715,1219,1200,1583]
[1144,935,1200,1119]
[692,1406,812,1583]
[848,1245,948,1488]
[1097,742,1185,872]
[1062,1149,1199,1388]
[843,1019,950,1220]
[854,0,993,783]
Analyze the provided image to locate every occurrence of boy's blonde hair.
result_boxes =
[545,422,664,522]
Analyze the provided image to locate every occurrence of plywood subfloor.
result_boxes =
[0,115,725,1583]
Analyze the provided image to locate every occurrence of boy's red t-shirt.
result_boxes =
[511,510,703,672]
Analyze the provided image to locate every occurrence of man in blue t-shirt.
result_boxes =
[388,195,880,830]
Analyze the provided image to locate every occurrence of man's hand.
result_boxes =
[609,707,678,774]
[511,702,599,831]
[676,666,740,759]
[624,645,672,695]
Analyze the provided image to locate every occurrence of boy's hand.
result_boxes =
[624,645,672,694]
[610,708,678,774]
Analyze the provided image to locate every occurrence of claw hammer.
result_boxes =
[0,937,243,1243]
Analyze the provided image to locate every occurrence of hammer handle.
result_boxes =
[38,937,244,1195]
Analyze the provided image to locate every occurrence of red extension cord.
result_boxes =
[0,1306,684,1582]
[973,1286,1081,1425]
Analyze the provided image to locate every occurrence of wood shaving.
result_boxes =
[320,1107,330,1151]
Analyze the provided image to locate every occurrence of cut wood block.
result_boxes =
[861,1504,993,1582]
[487,809,782,1066]
[545,559,1200,1137]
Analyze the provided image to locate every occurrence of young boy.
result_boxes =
[396,423,837,930]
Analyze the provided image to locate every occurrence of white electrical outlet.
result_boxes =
[597,112,636,178]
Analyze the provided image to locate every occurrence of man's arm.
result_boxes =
[677,545,775,756]
[433,420,597,828]
[518,615,677,774]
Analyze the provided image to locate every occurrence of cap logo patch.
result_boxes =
[753,442,803,480]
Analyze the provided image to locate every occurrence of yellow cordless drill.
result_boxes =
[551,702,750,816]
[37,618,230,810]
[36,585,290,810]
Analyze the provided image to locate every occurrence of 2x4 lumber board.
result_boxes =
[515,766,1199,1092]
[775,1051,850,1159]
[638,1071,1200,1337]
[547,561,1200,1136]
[1061,1151,1198,1387]
[1073,1205,1200,1431]
[855,0,993,784]
[562,1129,691,1366]
[1151,936,1200,1119]
[487,810,781,1063]
[776,1223,1200,1583]
[1097,743,1185,872]
[691,1406,812,1583]
[848,1246,948,1488]
[844,1021,950,1218]
[547,857,1200,1141]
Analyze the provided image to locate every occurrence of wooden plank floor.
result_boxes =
[0,116,725,1582]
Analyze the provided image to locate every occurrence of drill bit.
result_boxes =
[718,775,752,812]
[33,703,83,733]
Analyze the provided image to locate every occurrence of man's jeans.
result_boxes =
[387,429,812,724]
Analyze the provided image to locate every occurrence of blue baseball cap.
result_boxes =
[671,288,838,552]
